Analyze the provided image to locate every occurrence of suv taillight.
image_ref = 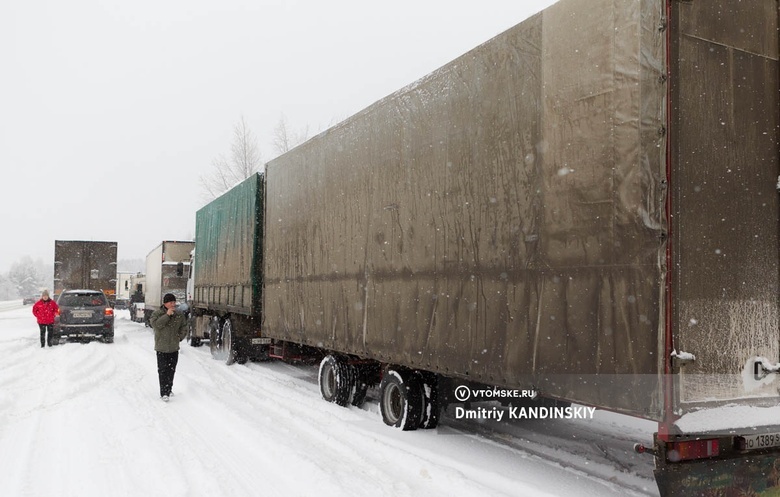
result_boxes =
[104,308,114,317]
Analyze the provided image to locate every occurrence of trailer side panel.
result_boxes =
[263,0,668,418]
[194,174,263,316]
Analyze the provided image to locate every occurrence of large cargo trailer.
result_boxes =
[143,241,194,324]
[53,240,118,302]
[114,271,133,308]
[195,1,780,494]
[191,175,266,357]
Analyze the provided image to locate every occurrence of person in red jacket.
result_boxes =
[32,290,59,348]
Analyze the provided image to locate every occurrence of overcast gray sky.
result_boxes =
[0,0,557,272]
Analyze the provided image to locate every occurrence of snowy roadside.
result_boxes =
[0,303,658,496]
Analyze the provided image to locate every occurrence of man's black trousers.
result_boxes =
[156,351,179,397]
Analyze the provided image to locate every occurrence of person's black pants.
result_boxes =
[39,324,54,347]
[156,351,179,397]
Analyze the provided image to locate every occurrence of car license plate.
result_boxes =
[251,338,271,345]
[72,311,93,318]
[741,432,780,450]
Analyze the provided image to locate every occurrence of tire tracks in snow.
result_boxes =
[172,348,420,497]
[178,346,622,497]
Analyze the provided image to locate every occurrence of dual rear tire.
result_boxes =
[318,355,355,407]
[210,317,237,365]
[317,355,440,431]
[379,369,439,431]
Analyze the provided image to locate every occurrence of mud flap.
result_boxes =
[655,450,780,496]
[234,336,269,362]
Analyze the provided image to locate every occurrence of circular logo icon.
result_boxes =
[454,385,471,402]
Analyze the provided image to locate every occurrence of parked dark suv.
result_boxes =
[54,290,115,344]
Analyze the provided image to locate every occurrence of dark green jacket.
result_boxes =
[150,306,188,353]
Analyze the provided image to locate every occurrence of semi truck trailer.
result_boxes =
[192,1,780,494]
[143,241,194,324]
[53,240,118,302]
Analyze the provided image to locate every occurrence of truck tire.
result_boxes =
[379,368,423,431]
[417,372,440,429]
[318,355,354,407]
[186,317,198,347]
[220,318,236,365]
[209,317,223,359]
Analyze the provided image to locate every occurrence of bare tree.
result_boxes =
[8,256,45,297]
[272,115,309,156]
[200,116,263,201]
[0,272,18,300]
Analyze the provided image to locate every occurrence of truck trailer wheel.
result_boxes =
[208,318,218,356]
[188,315,201,347]
[417,372,440,429]
[318,355,354,407]
[221,318,236,365]
[209,316,235,365]
[379,369,423,431]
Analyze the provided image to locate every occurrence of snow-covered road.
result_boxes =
[0,302,660,496]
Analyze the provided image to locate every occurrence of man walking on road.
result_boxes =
[150,293,188,402]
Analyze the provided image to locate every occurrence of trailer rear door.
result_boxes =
[670,0,780,409]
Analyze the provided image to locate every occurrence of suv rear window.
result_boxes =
[58,293,108,307]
